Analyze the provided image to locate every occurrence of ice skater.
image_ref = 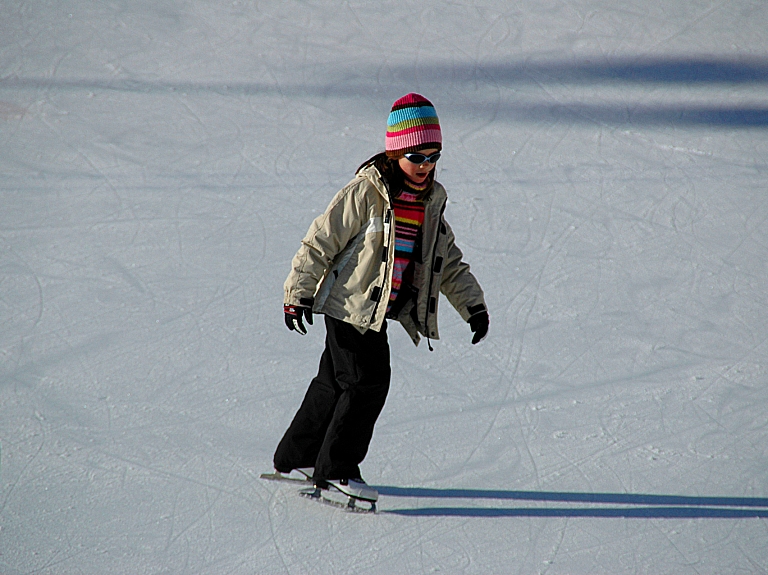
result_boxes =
[271,93,488,507]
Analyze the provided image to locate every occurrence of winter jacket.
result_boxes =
[284,164,486,346]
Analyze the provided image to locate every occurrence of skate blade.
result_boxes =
[299,487,377,513]
[260,471,312,484]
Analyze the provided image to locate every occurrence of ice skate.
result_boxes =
[300,477,378,513]
[327,478,378,502]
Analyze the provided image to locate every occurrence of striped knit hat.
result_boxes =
[385,93,442,158]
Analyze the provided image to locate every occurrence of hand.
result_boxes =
[284,298,314,335]
[468,310,489,344]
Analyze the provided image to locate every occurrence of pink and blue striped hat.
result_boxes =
[385,93,442,158]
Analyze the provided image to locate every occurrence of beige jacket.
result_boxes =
[284,164,486,346]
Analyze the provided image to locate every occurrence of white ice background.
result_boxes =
[1,1,768,573]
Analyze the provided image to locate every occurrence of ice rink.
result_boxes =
[2,1,767,573]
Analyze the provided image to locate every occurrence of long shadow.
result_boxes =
[376,486,768,518]
[400,57,768,85]
[459,102,768,127]
[376,486,768,507]
[5,57,768,92]
[383,507,768,518]
[4,57,768,127]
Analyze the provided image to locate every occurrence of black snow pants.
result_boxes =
[273,315,391,482]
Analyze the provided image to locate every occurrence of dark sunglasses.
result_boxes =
[403,152,441,164]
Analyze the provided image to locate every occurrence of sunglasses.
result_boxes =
[403,152,441,164]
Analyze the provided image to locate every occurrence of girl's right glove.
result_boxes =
[284,298,314,335]
[469,310,489,344]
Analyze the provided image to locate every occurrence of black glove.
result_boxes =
[284,298,314,335]
[469,310,489,344]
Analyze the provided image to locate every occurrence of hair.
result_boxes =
[356,152,435,201]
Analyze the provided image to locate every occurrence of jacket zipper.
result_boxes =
[370,207,393,324]
[423,199,447,351]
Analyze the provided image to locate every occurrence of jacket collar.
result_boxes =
[358,163,447,207]
[358,163,391,201]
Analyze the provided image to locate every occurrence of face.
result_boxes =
[397,147,439,184]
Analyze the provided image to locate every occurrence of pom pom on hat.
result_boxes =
[385,93,442,158]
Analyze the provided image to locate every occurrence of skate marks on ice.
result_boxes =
[376,486,768,518]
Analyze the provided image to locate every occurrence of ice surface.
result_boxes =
[1,1,767,573]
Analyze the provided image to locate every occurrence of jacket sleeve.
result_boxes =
[438,219,487,321]
[284,181,367,305]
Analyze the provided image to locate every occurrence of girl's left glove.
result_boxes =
[284,298,314,335]
[468,310,489,344]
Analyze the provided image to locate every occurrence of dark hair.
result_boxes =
[356,152,434,200]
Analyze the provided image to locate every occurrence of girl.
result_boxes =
[273,93,489,504]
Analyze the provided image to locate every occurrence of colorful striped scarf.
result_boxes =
[386,189,425,316]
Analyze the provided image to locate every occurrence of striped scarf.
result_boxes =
[386,188,425,316]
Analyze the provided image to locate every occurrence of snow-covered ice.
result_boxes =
[1,1,767,573]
